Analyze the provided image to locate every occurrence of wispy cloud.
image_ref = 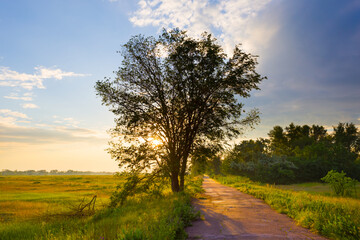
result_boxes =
[0,66,89,90]
[0,109,29,119]
[22,103,39,109]
[4,92,33,101]
[0,123,105,145]
[130,0,277,54]
[0,110,106,146]
[52,116,80,127]
[0,109,30,127]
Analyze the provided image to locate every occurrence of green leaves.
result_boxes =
[321,170,358,197]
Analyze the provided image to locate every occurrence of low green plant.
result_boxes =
[109,172,168,208]
[321,170,358,197]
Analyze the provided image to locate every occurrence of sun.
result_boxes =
[148,138,162,147]
[151,139,161,146]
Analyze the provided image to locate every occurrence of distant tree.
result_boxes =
[222,139,268,175]
[26,170,36,175]
[285,123,312,150]
[333,123,359,153]
[37,170,48,175]
[268,125,289,155]
[310,124,327,141]
[96,29,265,192]
[268,126,287,144]
[190,145,220,176]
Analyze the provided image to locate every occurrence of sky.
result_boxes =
[0,0,359,172]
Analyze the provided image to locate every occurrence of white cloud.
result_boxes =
[4,92,33,101]
[0,109,29,119]
[0,66,89,90]
[22,103,39,109]
[52,117,80,127]
[0,123,106,145]
[0,111,107,146]
[130,0,277,54]
[0,116,17,126]
[0,109,30,126]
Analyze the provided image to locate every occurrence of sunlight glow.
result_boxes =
[149,138,162,147]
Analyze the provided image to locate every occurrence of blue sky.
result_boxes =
[1,0,359,171]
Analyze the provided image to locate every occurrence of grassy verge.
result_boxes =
[0,175,203,240]
[275,182,360,199]
[215,175,360,240]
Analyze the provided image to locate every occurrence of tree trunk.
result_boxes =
[171,173,180,192]
[179,172,185,191]
[179,155,188,191]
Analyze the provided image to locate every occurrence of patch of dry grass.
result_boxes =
[0,175,119,222]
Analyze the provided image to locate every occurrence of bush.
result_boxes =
[321,170,358,197]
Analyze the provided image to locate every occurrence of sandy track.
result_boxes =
[186,176,327,240]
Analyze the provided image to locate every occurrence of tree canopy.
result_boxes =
[95,29,265,192]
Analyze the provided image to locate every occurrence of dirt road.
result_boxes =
[186,176,327,240]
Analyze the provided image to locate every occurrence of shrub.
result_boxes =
[321,170,358,197]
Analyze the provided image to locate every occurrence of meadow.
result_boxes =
[0,175,202,239]
[215,175,360,240]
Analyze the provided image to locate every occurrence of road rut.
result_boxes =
[186,176,327,240]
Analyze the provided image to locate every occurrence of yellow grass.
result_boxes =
[0,175,119,222]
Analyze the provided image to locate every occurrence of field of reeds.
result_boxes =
[0,175,202,239]
[215,175,360,240]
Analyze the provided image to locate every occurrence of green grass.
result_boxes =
[0,175,203,239]
[275,182,360,198]
[215,175,360,240]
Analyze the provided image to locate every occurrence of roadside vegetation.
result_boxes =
[275,181,360,199]
[190,122,360,239]
[0,175,202,240]
[215,175,360,240]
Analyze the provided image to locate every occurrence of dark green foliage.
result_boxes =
[222,122,360,183]
[222,139,268,174]
[321,170,358,197]
[224,154,297,184]
[334,122,360,152]
[190,145,222,176]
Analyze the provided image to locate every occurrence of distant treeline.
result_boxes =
[193,122,360,184]
[0,169,114,176]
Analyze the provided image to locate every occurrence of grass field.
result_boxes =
[0,175,118,222]
[215,175,360,240]
[0,175,202,239]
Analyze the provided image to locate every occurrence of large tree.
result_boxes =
[95,29,265,192]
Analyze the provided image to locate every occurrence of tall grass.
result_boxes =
[0,175,202,240]
[215,175,360,240]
